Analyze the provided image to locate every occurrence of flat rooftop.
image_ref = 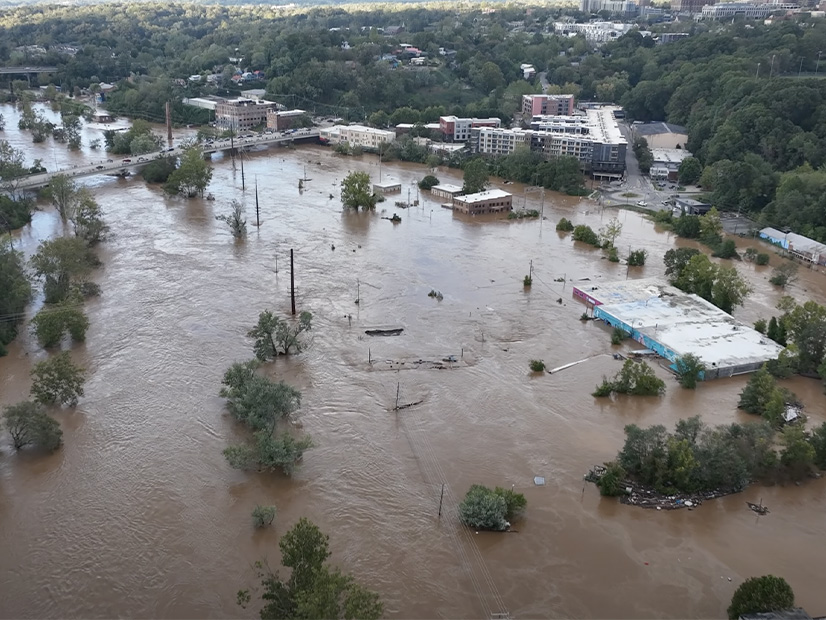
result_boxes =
[585,106,626,145]
[454,188,511,204]
[430,183,463,194]
[651,148,691,164]
[590,280,784,369]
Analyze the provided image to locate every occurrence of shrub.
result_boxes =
[427,289,443,301]
[529,359,545,372]
[713,239,739,259]
[651,210,673,225]
[592,377,614,397]
[572,224,600,247]
[596,360,665,397]
[627,249,647,266]
[754,319,767,334]
[756,253,770,265]
[523,275,532,286]
[252,505,276,528]
[556,217,574,232]
[744,248,758,262]
[493,486,527,518]
[607,247,619,262]
[458,484,509,531]
[418,174,439,190]
[595,462,627,496]
[610,327,628,345]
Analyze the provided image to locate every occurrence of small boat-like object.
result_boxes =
[746,501,769,515]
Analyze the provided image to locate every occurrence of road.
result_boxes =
[14,128,320,190]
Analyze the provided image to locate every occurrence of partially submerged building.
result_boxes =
[452,189,513,215]
[573,280,785,379]
[759,227,826,266]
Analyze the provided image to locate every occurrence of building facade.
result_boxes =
[215,98,278,131]
[452,189,513,215]
[319,125,395,149]
[699,2,797,18]
[430,184,464,200]
[439,116,501,142]
[521,94,575,118]
[468,106,626,178]
[266,109,306,131]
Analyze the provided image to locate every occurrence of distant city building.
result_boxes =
[215,97,278,131]
[674,197,712,215]
[553,21,635,44]
[452,189,513,215]
[522,94,575,118]
[438,116,501,142]
[672,0,713,12]
[319,125,395,149]
[699,1,798,18]
[657,32,691,44]
[579,0,639,14]
[520,63,537,79]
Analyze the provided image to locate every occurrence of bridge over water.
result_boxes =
[13,129,320,191]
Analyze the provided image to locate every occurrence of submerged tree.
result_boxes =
[727,575,795,620]
[674,354,706,389]
[3,401,63,451]
[248,310,312,361]
[340,171,377,210]
[238,517,383,619]
[164,146,212,197]
[30,351,86,406]
[216,199,247,239]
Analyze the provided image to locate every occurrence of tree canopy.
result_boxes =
[239,517,383,620]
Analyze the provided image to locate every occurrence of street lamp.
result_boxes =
[817,51,823,75]
[756,62,761,79]
[769,54,776,79]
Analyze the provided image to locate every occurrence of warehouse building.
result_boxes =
[573,280,784,379]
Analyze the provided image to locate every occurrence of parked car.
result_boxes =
[637,201,647,207]
[95,165,105,170]
[122,158,132,163]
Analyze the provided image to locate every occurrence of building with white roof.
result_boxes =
[650,148,692,180]
[573,279,785,379]
[759,227,826,265]
[452,189,513,215]
[468,105,626,178]
[319,125,395,149]
[553,21,635,44]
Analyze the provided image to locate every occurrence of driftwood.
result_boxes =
[365,328,403,336]
[747,501,770,515]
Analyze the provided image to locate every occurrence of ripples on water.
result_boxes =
[1,104,826,618]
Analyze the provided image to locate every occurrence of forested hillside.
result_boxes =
[1,3,826,237]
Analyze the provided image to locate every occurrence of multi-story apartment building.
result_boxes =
[553,21,634,44]
[521,94,575,118]
[215,97,278,131]
[470,127,532,157]
[439,116,501,142]
[318,125,395,149]
[468,107,627,178]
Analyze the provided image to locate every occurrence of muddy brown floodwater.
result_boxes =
[1,104,826,619]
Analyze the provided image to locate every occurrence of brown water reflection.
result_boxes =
[1,105,825,618]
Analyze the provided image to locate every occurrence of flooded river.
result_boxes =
[1,104,825,618]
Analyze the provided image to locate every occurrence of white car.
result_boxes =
[637,201,647,207]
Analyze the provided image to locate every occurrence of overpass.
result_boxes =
[0,66,58,75]
[13,128,320,191]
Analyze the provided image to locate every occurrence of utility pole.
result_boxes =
[240,149,245,191]
[529,259,533,281]
[817,51,823,75]
[769,54,776,79]
[438,483,445,517]
[165,101,172,146]
[756,63,761,79]
[230,135,236,170]
[799,56,804,78]
[255,178,260,227]
[290,249,296,315]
